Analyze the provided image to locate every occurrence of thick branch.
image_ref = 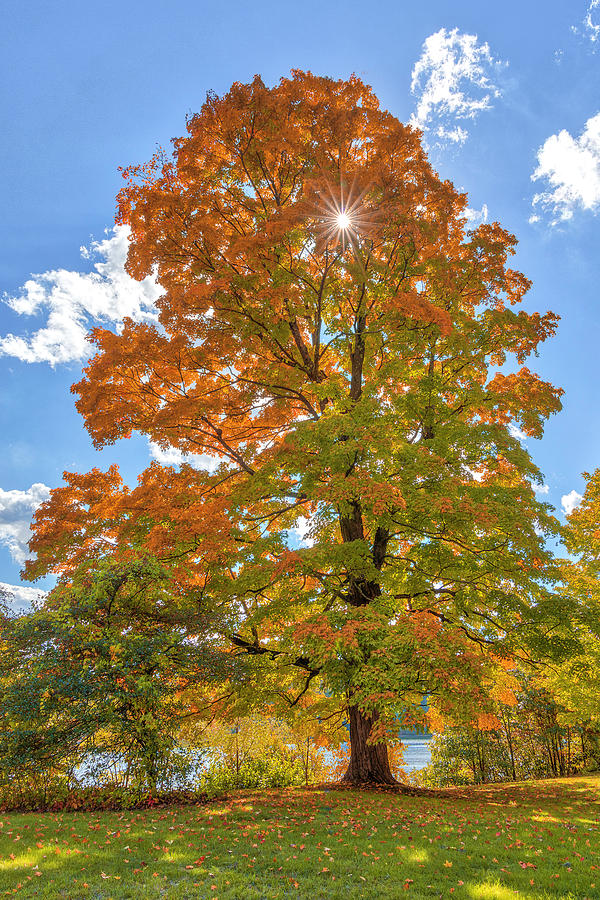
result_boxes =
[228,632,319,674]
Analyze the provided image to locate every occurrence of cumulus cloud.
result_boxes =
[531,112,600,223]
[508,423,528,441]
[148,440,221,473]
[0,225,162,366]
[533,483,550,496]
[410,28,506,146]
[561,489,583,516]
[0,582,46,614]
[464,466,484,482]
[463,204,489,227]
[0,483,51,564]
[291,515,315,548]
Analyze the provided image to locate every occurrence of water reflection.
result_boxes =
[402,737,432,773]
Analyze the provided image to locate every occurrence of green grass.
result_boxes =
[0,776,598,898]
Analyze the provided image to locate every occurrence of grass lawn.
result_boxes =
[0,776,598,898]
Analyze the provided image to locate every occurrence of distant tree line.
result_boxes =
[420,674,600,787]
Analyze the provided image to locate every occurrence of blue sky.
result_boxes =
[1,0,600,607]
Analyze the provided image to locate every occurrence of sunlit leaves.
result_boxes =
[22,72,565,778]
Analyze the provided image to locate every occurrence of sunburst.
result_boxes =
[310,176,380,278]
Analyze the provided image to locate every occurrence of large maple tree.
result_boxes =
[28,72,565,784]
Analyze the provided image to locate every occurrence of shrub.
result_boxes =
[200,753,305,796]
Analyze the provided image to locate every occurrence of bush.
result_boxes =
[84,745,207,793]
[0,747,306,810]
[0,770,213,811]
[200,753,305,796]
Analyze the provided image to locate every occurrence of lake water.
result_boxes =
[401,737,432,773]
[329,736,432,774]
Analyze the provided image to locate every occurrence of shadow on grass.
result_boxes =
[0,778,597,898]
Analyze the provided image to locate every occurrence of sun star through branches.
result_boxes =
[312,177,380,266]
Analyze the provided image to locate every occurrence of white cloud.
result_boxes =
[0,483,51,564]
[148,440,221,473]
[463,204,489,227]
[464,466,484,482]
[410,28,506,146]
[533,483,550,495]
[508,423,528,441]
[0,225,162,366]
[531,112,600,223]
[0,582,46,614]
[291,515,315,548]
[583,0,600,43]
[561,489,583,516]
[437,125,468,145]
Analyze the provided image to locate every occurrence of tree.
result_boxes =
[423,670,586,787]
[27,72,564,784]
[187,712,343,788]
[542,469,600,767]
[0,558,235,793]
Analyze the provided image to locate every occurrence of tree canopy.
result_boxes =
[25,71,565,784]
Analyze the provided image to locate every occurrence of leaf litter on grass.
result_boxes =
[0,777,597,898]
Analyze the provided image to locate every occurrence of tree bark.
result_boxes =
[342,705,398,785]
[501,710,516,781]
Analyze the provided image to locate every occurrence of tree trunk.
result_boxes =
[304,737,310,787]
[477,732,486,784]
[342,705,398,785]
[501,710,516,781]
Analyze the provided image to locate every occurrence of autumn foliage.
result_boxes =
[24,72,565,784]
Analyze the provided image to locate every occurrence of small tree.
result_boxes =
[0,559,228,793]
[27,72,565,784]
[543,469,600,768]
